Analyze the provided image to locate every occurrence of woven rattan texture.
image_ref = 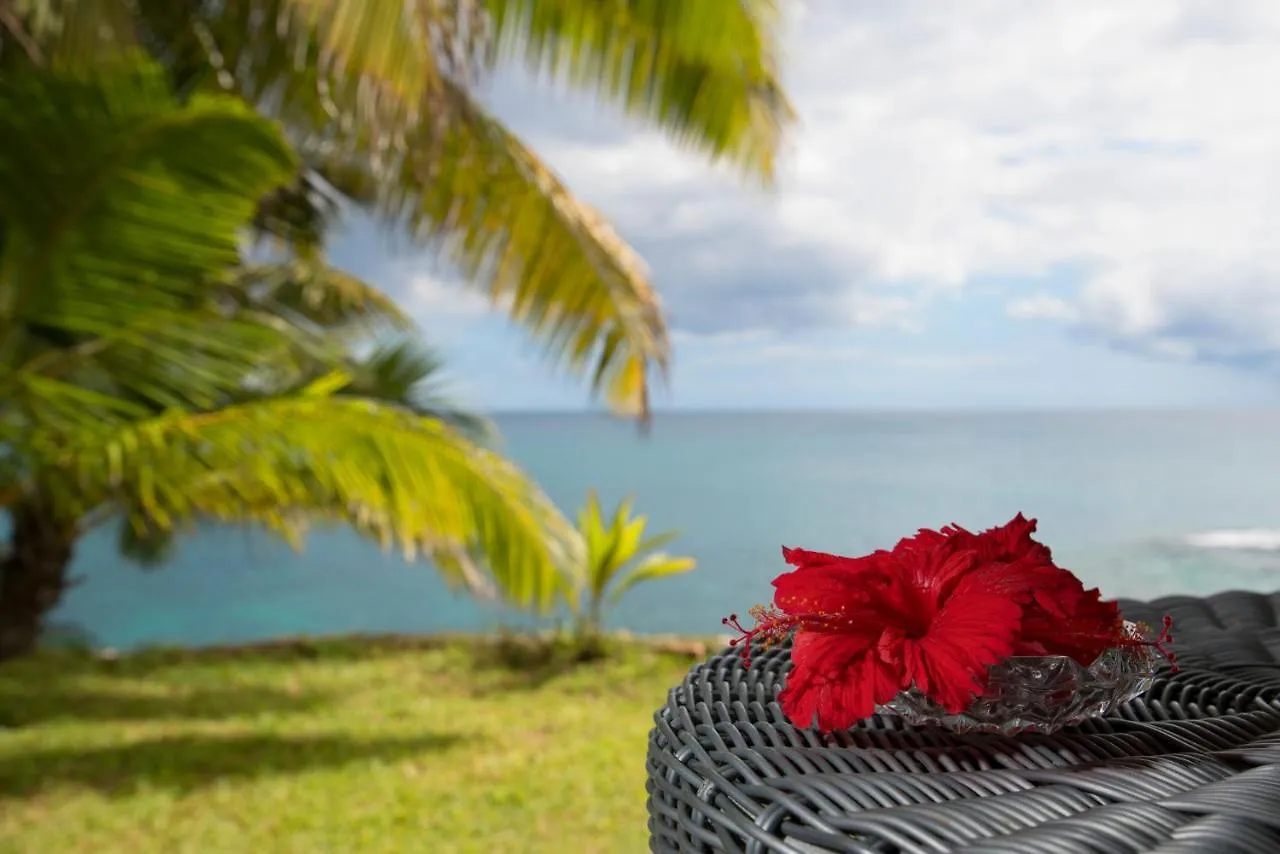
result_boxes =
[646,590,1280,853]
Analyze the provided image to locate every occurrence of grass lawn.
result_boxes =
[0,636,710,853]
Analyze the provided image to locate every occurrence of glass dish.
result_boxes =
[876,630,1161,735]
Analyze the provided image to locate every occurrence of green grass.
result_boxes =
[0,635,710,853]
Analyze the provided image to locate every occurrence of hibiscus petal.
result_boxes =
[772,558,896,623]
[890,533,982,602]
[778,660,823,728]
[788,623,881,669]
[781,546,889,574]
[893,528,950,552]
[823,653,900,730]
[781,546,848,568]
[781,631,900,730]
[976,513,1053,562]
[912,591,1022,712]
[1022,589,1123,665]
[772,568,859,615]
[961,559,1080,608]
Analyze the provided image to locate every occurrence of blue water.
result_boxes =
[51,410,1280,650]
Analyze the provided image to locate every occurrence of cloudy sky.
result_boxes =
[332,0,1280,411]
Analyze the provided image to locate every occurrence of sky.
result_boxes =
[330,0,1280,412]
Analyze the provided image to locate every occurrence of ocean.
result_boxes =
[50,410,1280,651]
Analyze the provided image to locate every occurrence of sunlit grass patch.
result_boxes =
[0,635,711,853]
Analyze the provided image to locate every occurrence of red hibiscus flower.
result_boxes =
[894,513,1052,577]
[898,514,1128,665]
[727,536,1023,730]
[724,514,1176,732]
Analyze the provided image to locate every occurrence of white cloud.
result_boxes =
[404,274,500,319]
[743,345,1003,370]
[681,333,1004,372]
[523,0,1280,367]
[671,328,776,345]
[1006,295,1079,321]
[888,353,1007,371]
[754,343,871,363]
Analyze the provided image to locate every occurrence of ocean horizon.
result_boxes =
[50,408,1280,651]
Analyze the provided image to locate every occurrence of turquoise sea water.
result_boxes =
[51,410,1280,650]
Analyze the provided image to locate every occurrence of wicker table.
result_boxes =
[645,591,1280,853]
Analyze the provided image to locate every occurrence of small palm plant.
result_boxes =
[562,491,695,658]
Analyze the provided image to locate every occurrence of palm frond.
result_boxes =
[322,84,669,420]
[128,0,486,138]
[250,171,349,255]
[609,552,695,604]
[202,332,493,443]
[1,1,44,66]
[274,0,465,124]
[2,0,136,69]
[115,515,176,568]
[484,0,795,181]
[223,261,413,335]
[0,54,299,419]
[119,0,791,180]
[24,394,573,609]
[341,341,495,442]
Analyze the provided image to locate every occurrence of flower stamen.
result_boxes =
[1115,615,1179,672]
[722,605,800,667]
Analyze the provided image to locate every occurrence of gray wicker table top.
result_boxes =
[645,590,1280,854]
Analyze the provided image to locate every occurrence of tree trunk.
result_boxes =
[0,497,77,661]
[572,598,608,661]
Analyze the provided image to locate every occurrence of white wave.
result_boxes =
[1184,528,1280,552]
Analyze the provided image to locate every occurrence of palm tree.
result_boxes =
[0,60,573,659]
[0,3,794,658]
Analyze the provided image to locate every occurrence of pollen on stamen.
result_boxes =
[1118,615,1179,672]
[722,604,797,668]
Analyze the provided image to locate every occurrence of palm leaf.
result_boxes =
[215,338,495,443]
[0,56,295,307]
[1,0,135,68]
[0,55,299,418]
[23,393,574,609]
[115,0,791,178]
[340,341,495,442]
[223,261,413,335]
[326,84,670,420]
[277,0,486,123]
[271,0,796,179]
[125,0,482,141]
[484,0,795,180]
[609,552,695,604]
[250,171,350,255]
[635,528,679,555]
[116,515,176,568]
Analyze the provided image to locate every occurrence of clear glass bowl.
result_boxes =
[876,635,1162,736]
